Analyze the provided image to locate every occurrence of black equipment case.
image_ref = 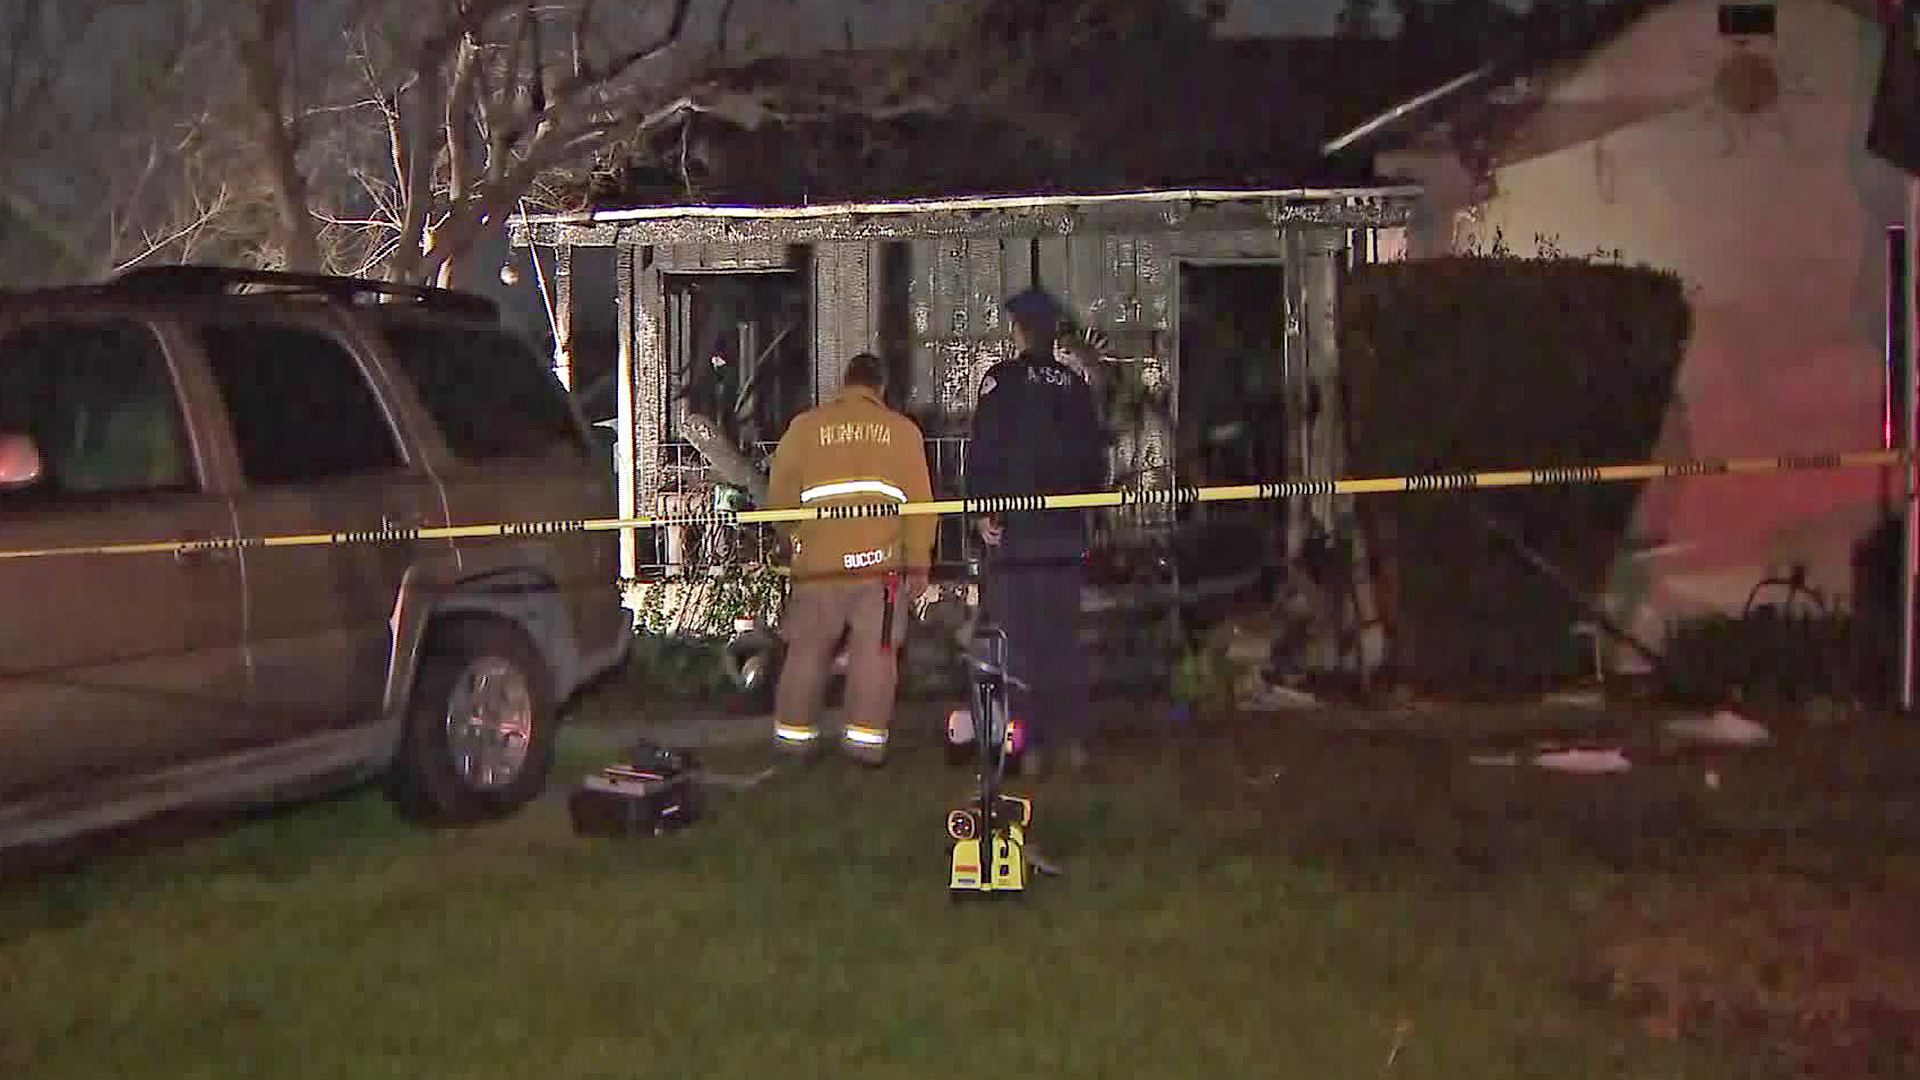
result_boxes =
[567,741,701,838]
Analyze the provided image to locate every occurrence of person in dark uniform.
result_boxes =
[967,287,1109,778]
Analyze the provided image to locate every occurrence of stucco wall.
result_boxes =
[1382,0,1906,655]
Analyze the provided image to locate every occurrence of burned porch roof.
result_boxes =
[572,35,1472,210]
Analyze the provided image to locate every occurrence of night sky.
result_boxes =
[711,0,1541,48]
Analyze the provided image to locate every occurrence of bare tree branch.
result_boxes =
[404,0,523,94]
[380,44,451,282]
[113,184,233,274]
[445,34,484,202]
[34,0,1061,292]
[483,0,692,155]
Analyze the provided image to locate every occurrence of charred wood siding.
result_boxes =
[906,236,1021,430]
[517,195,1412,573]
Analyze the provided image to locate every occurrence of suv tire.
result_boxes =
[387,619,557,824]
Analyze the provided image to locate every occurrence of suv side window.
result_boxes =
[379,320,587,464]
[0,318,197,500]
[198,320,405,485]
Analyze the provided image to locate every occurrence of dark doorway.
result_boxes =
[1165,261,1290,612]
[663,268,815,450]
[1176,262,1288,493]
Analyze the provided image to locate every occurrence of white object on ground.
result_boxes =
[1666,709,1771,746]
[1531,747,1633,774]
[1540,689,1605,708]
[1239,681,1322,711]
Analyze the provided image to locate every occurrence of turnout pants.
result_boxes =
[980,558,1089,751]
[773,577,907,761]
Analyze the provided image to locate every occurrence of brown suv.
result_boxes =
[0,267,631,854]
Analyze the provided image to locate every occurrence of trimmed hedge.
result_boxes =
[1341,255,1691,695]
[1661,610,1859,709]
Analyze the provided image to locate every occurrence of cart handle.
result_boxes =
[959,650,1030,691]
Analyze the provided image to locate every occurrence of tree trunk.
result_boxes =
[676,403,768,506]
[261,119,320,272]
[235,1,320,273]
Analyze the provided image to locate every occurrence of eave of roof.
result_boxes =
[515,184,1423,226]
[1321,66,1498,156]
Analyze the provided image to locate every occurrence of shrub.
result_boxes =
[1661,609,1859,709]
[629,563,788,636]
[624,632,734,700]
[1170,644,1242,713]
[1342,252,1691,695]
[1848,510,1903,707]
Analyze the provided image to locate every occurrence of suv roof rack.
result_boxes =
[106,265,500,319]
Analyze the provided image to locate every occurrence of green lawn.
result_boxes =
[2,705,1912,1079]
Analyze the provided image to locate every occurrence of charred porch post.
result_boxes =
[615,240,639,579]
[1284,216,1387,687]
[551,243,574,390]
[1304,225,1347,537]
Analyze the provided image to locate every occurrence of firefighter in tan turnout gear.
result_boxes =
[766,352,936,765]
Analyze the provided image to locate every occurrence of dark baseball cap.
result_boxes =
[1003,287,1064,324]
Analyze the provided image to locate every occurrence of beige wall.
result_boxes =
[1380,0,1906,656]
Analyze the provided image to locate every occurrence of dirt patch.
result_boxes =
[1152,707,1920,1073]
[1595,874,1920,1076]
[1157,708,1710,875]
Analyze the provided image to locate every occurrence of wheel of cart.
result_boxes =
[948,623,1034,897]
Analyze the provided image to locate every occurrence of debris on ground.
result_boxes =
[1540,688,1607,708]
[1666,709,1772,746]
[1200,609,1341,713]
[1530,746,1633,774]
[1382,1018,1414,1074]
[1239,679,1322,711]
[1468,744,1634,775]
[1209,613,1277,670]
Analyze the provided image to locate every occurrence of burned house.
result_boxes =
[506,38,1443,596]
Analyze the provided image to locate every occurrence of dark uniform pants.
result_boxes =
[981,558,1088,751]
[773,578,907,760]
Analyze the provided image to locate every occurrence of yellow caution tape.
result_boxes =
[0,448,1907,562]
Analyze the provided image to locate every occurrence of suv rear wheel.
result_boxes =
[387,619,557,824]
